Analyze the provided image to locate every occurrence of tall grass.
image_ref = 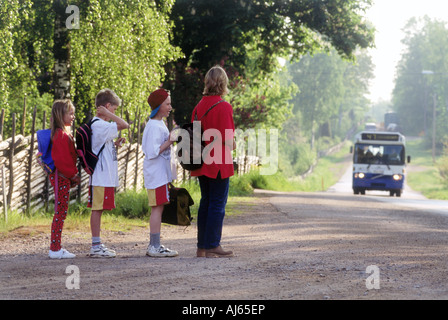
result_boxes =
[226,140,351,193]
[405,138,448,199]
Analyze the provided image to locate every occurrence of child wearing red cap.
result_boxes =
[142,88,178,257]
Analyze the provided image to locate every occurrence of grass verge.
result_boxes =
[406,138,448,199]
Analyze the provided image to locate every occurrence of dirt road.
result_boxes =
[1,181,448,302]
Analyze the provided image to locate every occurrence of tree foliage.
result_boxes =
[393,16,448,141]
[170,0,373,72]
[71,0,182,122]
[0,0,29,109]
[280,49,373,176]
[288,49,373,147]
[165,0,375,129]
[0,0,54,136]
[0,0,182,137]
[1,0,375,140]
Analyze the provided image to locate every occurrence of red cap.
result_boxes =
[147,89,169,110]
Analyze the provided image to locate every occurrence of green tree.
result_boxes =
[393,16,448,140]
[226,48,297,130]
[275,49,373,177]
[165,0,375,128]
[0,0,23,109]
[288,49,373,148]
[70,0,183,122]
[0,0,182,138]
[0,0,53,137]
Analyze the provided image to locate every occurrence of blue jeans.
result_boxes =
[197,173,230,249]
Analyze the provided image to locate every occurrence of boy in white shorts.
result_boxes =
[88,89,129,258]
[142,88,178,257]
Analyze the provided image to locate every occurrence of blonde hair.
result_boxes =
[51,99,75,140]
[203,66,229,96]
[95,88,122,107]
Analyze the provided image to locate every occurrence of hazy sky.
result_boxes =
[365,0,448,103]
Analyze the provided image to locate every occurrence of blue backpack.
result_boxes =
[36,129,64,213]
[36,129,55,175]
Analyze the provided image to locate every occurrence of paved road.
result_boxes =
[327,165,448,215]
[262,164,448,299]
[1,162,448,301]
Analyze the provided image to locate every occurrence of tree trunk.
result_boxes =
[53,0,71,99]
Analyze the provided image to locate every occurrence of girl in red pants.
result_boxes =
[48,100,80,259]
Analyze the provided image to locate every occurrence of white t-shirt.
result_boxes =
[141,119,172,189]
[90,117,119,187]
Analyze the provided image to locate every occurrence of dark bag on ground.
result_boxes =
[162,183,194,226]
[176,100,223,171]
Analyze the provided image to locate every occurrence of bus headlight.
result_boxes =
[393,174,403,181]
[355,172,365,179]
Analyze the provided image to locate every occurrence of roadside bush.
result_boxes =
[229,174,254,196]
[437,156,448,186]
[436,138,448,187]
[111,188,150,219]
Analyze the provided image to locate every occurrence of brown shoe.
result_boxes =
[196,248,206,258]
[205,246,234,258]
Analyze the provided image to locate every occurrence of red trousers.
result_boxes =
[49,173,71,251]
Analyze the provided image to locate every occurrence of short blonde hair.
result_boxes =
[95,88,122,107]
[203,66,229,96]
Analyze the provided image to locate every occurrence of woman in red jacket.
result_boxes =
[191,66,235,258]
[48,100,81,259]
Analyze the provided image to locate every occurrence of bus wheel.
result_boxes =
[389,190,395,197]
[353,188,360,195]
[395,190,401,197]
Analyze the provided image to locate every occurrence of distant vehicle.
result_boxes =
[351,131,410,197]
[386,123,398,132]
[364,122,377,131]
[384,112,400,132]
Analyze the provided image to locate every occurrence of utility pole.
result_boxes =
[432,93,437,163]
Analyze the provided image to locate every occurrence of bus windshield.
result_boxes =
[354,144,404,165]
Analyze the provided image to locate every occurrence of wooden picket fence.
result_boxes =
[0,107,148,215]
[0,106,258,217]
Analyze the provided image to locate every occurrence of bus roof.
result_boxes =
[354,131,405,144]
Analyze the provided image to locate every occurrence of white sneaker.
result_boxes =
[146,245,178,258]
[49,248,76,259]
[89,244,116,258]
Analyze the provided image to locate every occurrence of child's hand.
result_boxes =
[169,128,180,143]
[115,137,126,148]
[97,106,110,118]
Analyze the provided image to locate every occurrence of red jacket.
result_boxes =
[51,128,78,179]
[190,95,235,179]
